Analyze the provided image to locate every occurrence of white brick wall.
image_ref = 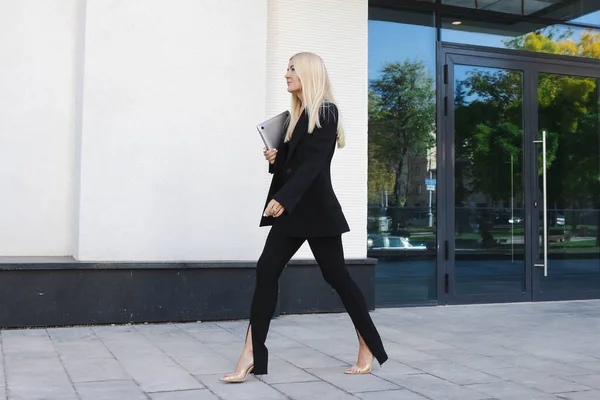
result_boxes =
[266,0,369,259]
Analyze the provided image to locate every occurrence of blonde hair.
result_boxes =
[284,52,345,148]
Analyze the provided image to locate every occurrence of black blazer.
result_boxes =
[259,103,350,238]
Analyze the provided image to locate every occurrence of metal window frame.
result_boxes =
[370,0,600,31]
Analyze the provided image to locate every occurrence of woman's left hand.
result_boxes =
[263,147,278,164]
[264,199,285,217]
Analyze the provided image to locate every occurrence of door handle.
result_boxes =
[533,130,548,276]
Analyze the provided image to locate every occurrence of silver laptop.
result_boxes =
[256,110,290,150]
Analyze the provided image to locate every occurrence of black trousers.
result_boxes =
[248,224,388,375]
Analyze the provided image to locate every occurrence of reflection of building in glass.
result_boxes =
[405,132,437,209]
[368,0,600,307]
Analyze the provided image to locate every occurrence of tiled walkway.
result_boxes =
[2,301,600,399]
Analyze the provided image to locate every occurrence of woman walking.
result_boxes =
[221,52,388,383]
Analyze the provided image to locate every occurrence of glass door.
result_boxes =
[440,44,600,304]
[441,52,533,304]
[532,65,600,300]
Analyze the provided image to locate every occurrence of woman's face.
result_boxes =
[285,59,302,95]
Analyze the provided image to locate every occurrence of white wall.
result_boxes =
[76,0,269,261]
[1,0,368,262]
[0,0,80,256]
[266,0,369,259]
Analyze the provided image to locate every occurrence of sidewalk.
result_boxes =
[2,300,600,400]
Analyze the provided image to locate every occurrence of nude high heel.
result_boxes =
[344,363,372,375]
[344,355,374,375]
[219,364,255,383]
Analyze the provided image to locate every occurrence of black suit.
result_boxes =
[260,103,349,237]
[248,103,388,375]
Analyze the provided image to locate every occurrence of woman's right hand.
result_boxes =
[263,147,277,164]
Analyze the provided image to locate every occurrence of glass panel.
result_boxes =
[442,0,600,22]
[368,9,437,305]
[537,72,600,292]
[442,19,600,61]
[453,64,526,295]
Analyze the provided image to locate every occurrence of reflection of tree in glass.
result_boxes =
[456,28,600,205]
[456,27,600,241]
[368,61,435,206]
[454,68,538,206]
[508,27,600,214]
[510,27,600,241]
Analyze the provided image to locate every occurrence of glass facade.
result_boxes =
[442,19,600,60]
[368,9,438,306]
[368,0,600,306]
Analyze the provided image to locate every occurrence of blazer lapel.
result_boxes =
[285,111,307,165]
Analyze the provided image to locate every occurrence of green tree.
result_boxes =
[369,61,436,206]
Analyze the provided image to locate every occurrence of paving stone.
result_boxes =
[384,342,441,362]
[196,373,287,399]
[174,322,222,332]
[390,333,456,351]
[408,359,501,385]
[258,358,321,384]
[392,373,494,400]
[99,332,203,392]
[148,389,220,400]
[1,335,55,360]
[47,326,96,341]
[273,347,348,369]
[122,360,203,393]
[7,385,78,400]
[469,380,565,399]
[53,337,115,359]
[494,355,594,377]
[91,324,138,334]
[356,389,431,400]
[273,380,357,399]
[485,367,592,394]
[2,301,600,399]
[0,342,5,397]
[424,349,514,371]
[369,360,423,380]
[305,366,399,393]
[563,375,600,390]
[524,348,600,364]
[557,391,600,400]
[76,380,148,400]
[4,356,71,388]
[175,353,236,375]
[62,356,131,383]
[577,362,600,373]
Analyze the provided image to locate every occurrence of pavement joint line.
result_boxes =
[168,322,233,400]
[133,322,219,397]
[256,318,411,398]
[205,316,374,398]
[46,328,82,400]
[0,331,7,400]
[92,325,151,399]
[255,378,295,400]
[4,302,600,399]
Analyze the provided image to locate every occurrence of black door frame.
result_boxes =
[437,42,600,305]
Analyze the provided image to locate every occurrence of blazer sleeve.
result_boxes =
[272,104,338,213]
